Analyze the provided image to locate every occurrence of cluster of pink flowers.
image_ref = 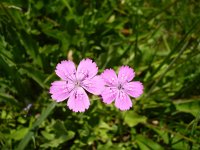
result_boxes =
[49,59,143,112]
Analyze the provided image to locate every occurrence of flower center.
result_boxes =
[75,80,81,87]
[118,83,123,90]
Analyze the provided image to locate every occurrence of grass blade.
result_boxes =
[16,101,57,150]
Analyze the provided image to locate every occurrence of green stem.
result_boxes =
[146,41,189,97]
[17,101,57,150]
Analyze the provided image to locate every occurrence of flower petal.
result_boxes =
[76,59,98,80]
[67,87,90,112]
[55,60,76,81]
[118,66,135,83]
[49,81,74,102]
[115,90,132,110]
[101,69,118,86]
[123,81,143,98]
[82,76,105,95]
[101,87,118,104]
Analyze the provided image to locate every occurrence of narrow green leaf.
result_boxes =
[19,64,46,89]
[136,134,164,150]
[0,92,18,105]
[17,101,56,150]
[173,99,200,116]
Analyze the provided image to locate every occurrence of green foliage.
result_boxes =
[124,111,147,127]
[0,0,200,149]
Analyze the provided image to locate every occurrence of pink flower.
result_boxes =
[49,59,104,112]
[101,66,143,111]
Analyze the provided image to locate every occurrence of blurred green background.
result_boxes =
[0,0,200,149]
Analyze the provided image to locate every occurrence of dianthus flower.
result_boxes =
[101,66,143,110]
[50,59,104,112]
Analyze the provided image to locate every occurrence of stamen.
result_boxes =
[79,69,89,81]
[118,84,124,90]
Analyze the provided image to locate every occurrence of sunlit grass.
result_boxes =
[0,0,200,149]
